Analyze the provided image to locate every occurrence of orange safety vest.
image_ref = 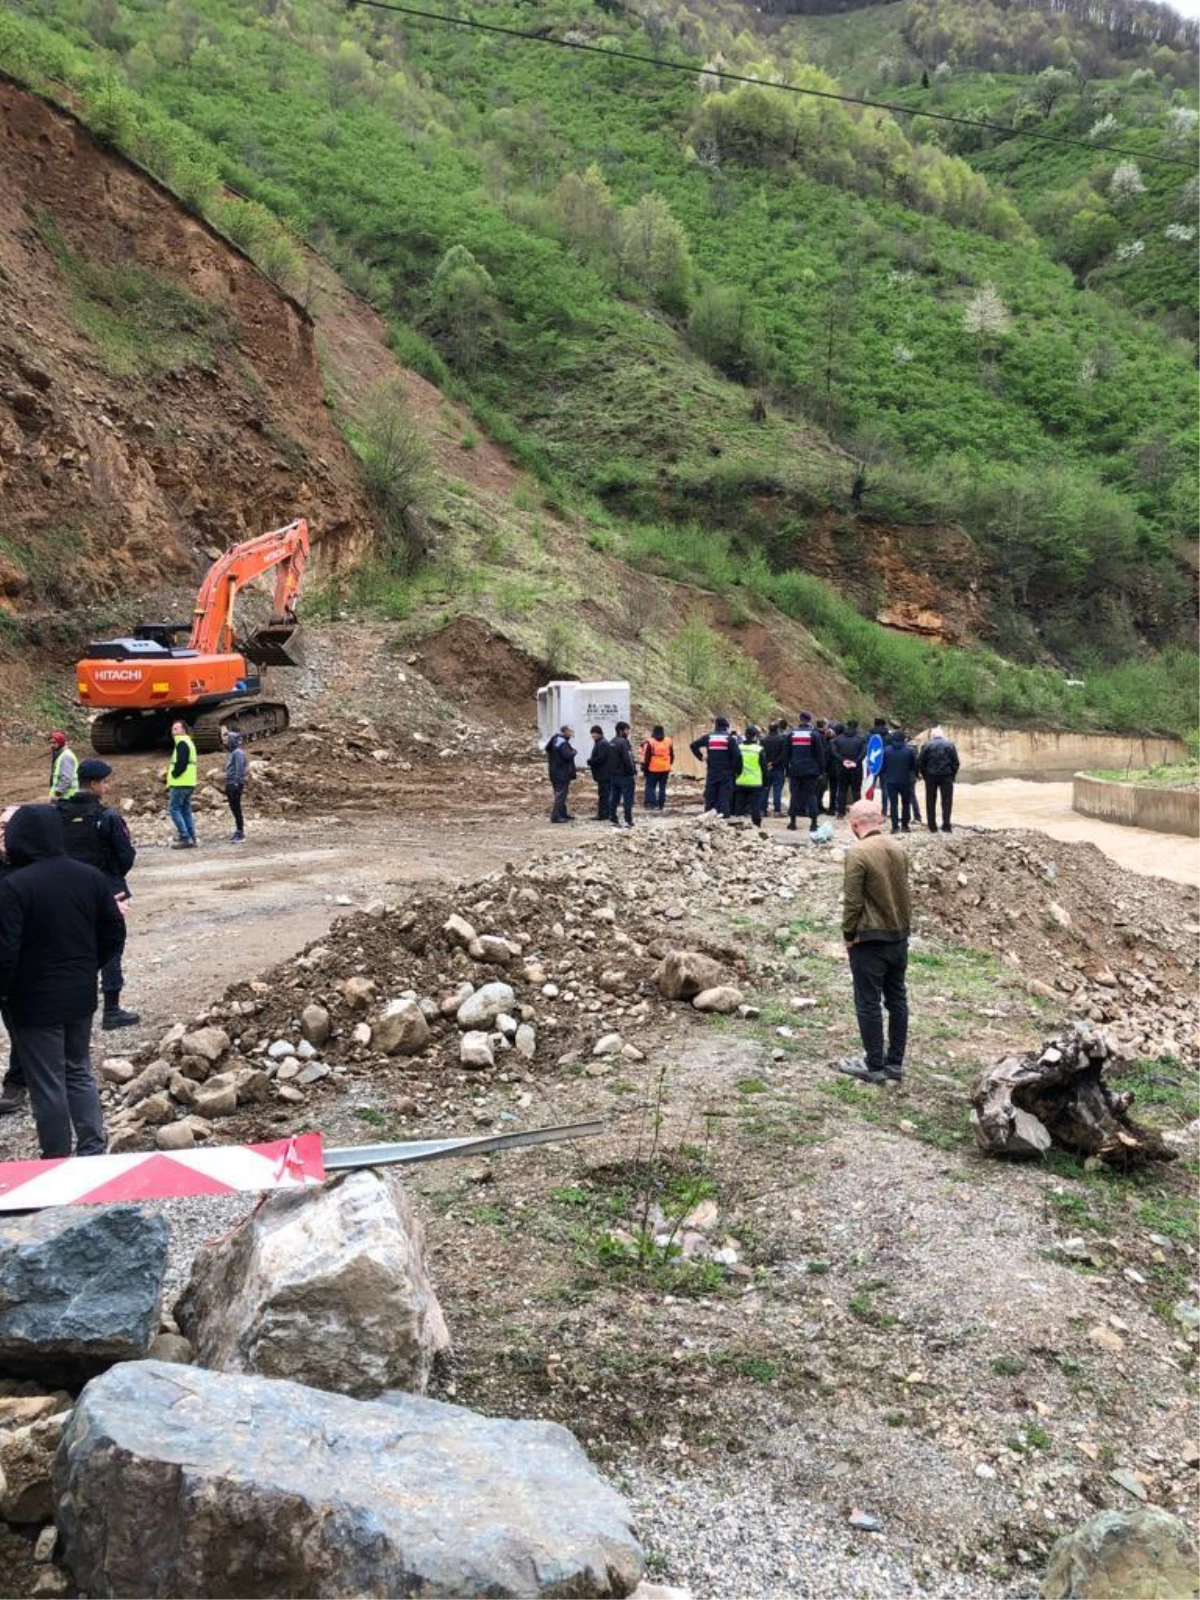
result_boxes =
[644,736,673,773]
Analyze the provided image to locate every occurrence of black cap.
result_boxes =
[77,758,113,783]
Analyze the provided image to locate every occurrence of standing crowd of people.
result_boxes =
[544,714,960,833]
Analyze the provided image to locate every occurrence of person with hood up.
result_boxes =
[222,729,249,843]
[689,716,742,818]
[57,758,139,1029]
[733,725,766,828]
[0,805,125,1157]
[545,725,578,823]
[918,725,961,833]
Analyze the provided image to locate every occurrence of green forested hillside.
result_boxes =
[1,0,1196,734]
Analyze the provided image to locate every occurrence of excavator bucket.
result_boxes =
[242,622,305,669]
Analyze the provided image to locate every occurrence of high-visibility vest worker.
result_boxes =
[167,729,198,789]
[49,732,79,800]
[644,735,673,773]
[736,739,764,787]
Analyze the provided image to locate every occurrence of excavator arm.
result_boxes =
[189,518,310,659]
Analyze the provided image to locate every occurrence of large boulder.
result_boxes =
[653,951,725,1002]
[457,982,516,1030]
[1041,1507,1199,1599]
[55,1361,645,1598]
[175,1170,449,1398]
[0,1206,168,1384]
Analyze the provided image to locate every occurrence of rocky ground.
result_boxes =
[2,802,1193,1599]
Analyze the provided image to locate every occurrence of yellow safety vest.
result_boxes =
[167,734,198,789]
[737,743,764,787]
[50,748,78,800]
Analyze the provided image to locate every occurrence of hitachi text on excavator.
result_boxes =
[76,519,309,754]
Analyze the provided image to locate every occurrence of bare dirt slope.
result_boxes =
[0,76,376,728]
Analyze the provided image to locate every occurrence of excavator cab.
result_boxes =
[241,619,305,668]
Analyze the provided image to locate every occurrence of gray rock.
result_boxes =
[0,1207,168,1383]
[457,982,516,1030]
[55,1362,643,1598]
[175,1170,449,1399]
[300,1004,331,1046]
[654,951,725,1002]
[1041,1507,1199,1599]
[514,1023,537,1061]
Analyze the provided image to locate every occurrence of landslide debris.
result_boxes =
[101,817,1198,1152]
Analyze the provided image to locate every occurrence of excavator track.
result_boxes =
[190,700,290,751]
[90,712,168,755]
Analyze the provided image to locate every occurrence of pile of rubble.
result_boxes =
[908,831,1200,1064]
[112,716,532,824]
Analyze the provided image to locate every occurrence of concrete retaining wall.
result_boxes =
[921,726,1189,784]
[1072,773,1199,837]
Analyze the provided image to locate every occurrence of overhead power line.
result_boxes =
[347,0,1194,169]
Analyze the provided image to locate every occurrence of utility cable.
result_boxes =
[347,0,1195,168]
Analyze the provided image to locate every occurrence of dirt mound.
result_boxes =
[0,76,376,723]
[913,829,1199,1061]
[412,617,548,728]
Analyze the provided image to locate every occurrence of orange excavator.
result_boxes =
[77,518,310,754]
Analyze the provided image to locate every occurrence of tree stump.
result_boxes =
[969,1026,1177,1169]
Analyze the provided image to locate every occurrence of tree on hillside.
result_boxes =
[429,245,500,374]
[963,283,1012,358]
[619,193,692,314]
[551,166,619,268]
[356,379,432,574]
[1110,161,1147,201]
[687,283,768,383]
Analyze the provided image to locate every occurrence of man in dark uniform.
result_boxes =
[831,719,865,818]
[587,725,613,822]
[762,721,788,817]
[689,717,742,817]
[785,712,824,834]
[58,758,139,1029]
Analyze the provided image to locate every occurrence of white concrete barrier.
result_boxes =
[1072,773,1198,838]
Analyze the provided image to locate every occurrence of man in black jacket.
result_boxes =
[831,719,865,818]
[762,722,788,817]
[917,725,961,833]
[882,731,918,834]
[58,758,139,1030]
[586,725,613,823]
[689,717,742,818]
[0,805,125,1158]
[607,721,637,829]
[545,725,578,823]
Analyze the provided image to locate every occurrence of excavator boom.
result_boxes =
[190,518,309,660]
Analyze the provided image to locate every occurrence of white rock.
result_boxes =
[593,1033,623,1058]
[460,1032,495,1070]
[457,983,516,1031]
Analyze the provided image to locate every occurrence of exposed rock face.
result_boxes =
[0,1206,167,1383]
[55,1362,645,1598]
[653,951,725,1002]
[175,1170,449,1398]
[1041,1507,1199,1599]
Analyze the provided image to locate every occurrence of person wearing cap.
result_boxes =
[48,732,79,801]
[58,758,140,1030]
[786,711,824,834]
[689,716,742,817]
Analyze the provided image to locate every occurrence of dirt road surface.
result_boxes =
[955,779,1199,887]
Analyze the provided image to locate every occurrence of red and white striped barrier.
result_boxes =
[0,1134,324,1212]
[0,1121,607,1211]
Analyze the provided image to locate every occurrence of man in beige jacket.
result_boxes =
[837,799,911,1085]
